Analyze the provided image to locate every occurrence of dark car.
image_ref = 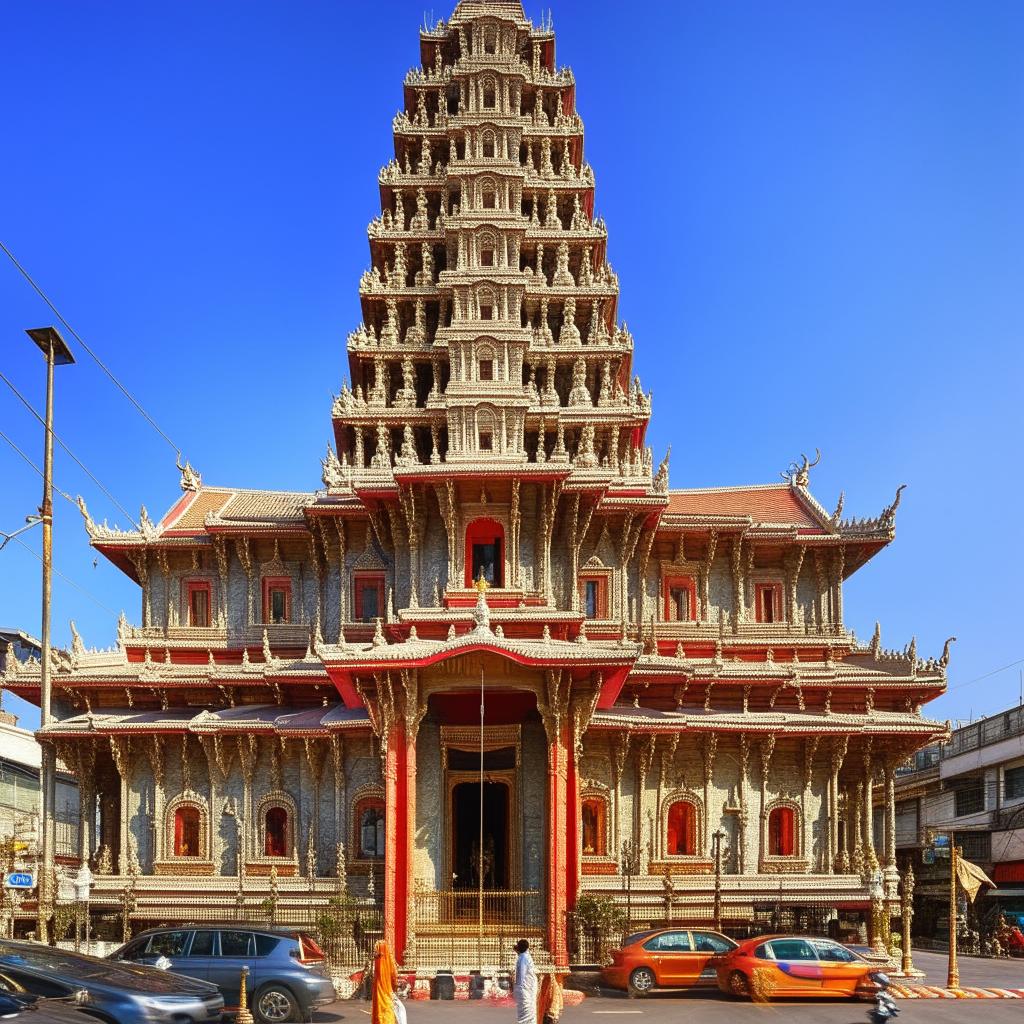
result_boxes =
[0,940,224,1023]
[0,986,91,1023]
[111,926,336,1024]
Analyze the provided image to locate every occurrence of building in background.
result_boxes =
[882,705,1024,934]
[3,0,950,970]
[0,628,41,677]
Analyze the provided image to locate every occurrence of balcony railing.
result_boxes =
[942,707,1024,759]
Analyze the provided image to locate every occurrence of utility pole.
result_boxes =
[26,326,75,942]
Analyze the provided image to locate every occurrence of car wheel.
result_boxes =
[255,983,299,1024]
[628,967,656,997]
[728,971,751,999]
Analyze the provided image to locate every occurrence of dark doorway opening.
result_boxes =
[452,781,509,890]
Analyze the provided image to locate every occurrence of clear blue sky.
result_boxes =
[1,1,1022,731]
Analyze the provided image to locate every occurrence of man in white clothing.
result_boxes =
[514,938,537,1024]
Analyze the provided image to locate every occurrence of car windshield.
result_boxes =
[0,944,210,994]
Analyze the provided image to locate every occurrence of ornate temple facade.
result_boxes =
[5,0,951,969]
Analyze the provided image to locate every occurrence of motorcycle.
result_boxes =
[867,973,900,1024]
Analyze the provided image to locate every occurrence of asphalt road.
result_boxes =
[309,950,1024,1024]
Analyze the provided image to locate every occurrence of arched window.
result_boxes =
[356,799,385,860]
[768,805,796,856]
[666,800,696,856]
[483,79,496,109]
[581,797,607,857]
[265,806,289,857]
[465,517,504,587]
[174,806,200,858]
[480,232,495,267]
[483,131,495,159]
[483,25,497,55]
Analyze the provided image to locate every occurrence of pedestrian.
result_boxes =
[371,939,405,1024]
[537,972,563,1024]
[514,938,537,1024]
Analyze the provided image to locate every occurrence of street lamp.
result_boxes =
[26,325,75,943]
[711,829,726,932]
[0,514,43,552]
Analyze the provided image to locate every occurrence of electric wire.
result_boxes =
[0,239,183,457]
[7,532,117,615]
[0,369,138,527]
[0,427,76,506]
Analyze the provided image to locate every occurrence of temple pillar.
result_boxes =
[383,722,411,961]
[545,720,570,967]
[884,763,897,868]
[863,743,877,870]
[201,738,221,873]
[109,737,131,875]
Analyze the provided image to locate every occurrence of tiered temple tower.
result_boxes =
[5,0,951,974]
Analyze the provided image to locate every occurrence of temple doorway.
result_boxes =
[451,781,510,890]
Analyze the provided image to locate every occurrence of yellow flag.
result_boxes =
[956,856,996,903]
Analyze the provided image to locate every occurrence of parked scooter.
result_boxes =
[868,973,900,1024]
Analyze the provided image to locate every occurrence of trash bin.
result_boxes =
[432,972,455,1000]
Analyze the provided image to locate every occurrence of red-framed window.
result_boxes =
[768,805,796,856]
[465,518,504,587]
[579,575,609,619]
[354,572,386,623]
[262,577,292,624]
[581,797,607,856]
[185,581,212,628]
[667,800,697,856]
[755,582,784,624]
[354,797,385,859]
[174,806,200,858]
[265,806,289,857]
[663,576,696,622]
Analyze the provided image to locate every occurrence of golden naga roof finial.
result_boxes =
[781,449,820,488]
[475,570,490,594]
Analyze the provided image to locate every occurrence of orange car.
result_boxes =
[600,928,738,995]
[716,935,879,1000]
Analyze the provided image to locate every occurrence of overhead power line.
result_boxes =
[7,532,116,616]
[0,368,138,527]
[0,239,183,456]
[0,427,76,506]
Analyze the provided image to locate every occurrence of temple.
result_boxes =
[5,0,951,971]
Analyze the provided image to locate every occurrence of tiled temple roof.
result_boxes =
[589,705,947,738]
[665,483,825,532]
[38,703,370,738]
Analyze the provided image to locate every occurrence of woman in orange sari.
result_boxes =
[371,939,399,1024]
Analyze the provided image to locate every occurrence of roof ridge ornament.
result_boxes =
[471,573,492,634]
[781,449,820,488]
[176,453,202,492]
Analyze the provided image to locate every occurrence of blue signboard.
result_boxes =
[4,872,34,889]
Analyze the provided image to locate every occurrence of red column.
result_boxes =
[383,724,409,959]
[546,724,571,967]
[566,734,580,915]
[403,730,417,964]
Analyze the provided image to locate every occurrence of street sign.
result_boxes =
[4,872,34,889]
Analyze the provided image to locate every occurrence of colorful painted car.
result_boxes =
[716,935,879,1000]
[600,928,738,995]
